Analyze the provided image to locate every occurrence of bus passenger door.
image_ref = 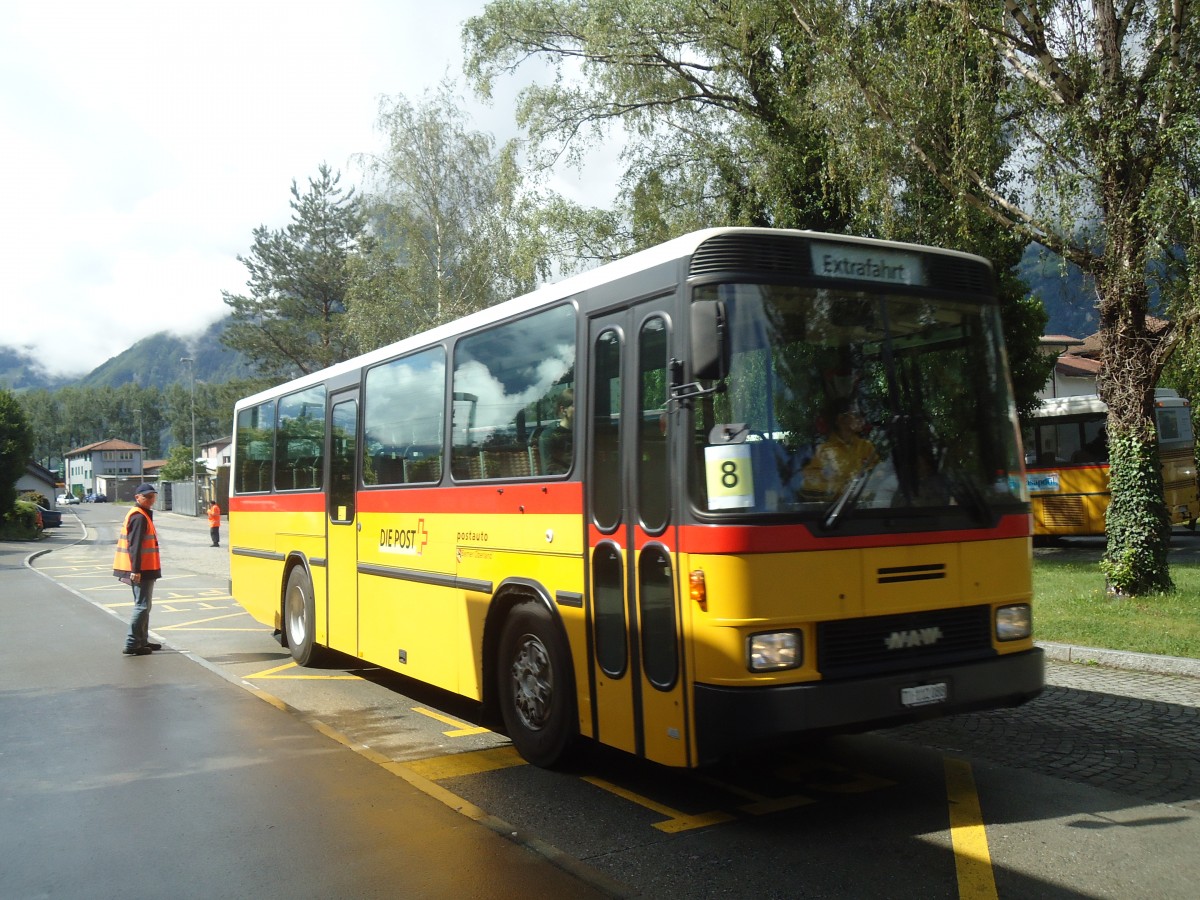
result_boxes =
[326,390,360,656]
[587,299,689,767]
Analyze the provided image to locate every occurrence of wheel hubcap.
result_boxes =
[286,585,307,644]
[510,634,552,731]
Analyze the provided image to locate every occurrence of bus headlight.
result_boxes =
[995,604,1032,641]
[748,631,802,671]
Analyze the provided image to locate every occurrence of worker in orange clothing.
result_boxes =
[113,483,163,655]
[208,500,222,547]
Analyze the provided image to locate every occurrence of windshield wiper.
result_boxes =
[821,469,872,530]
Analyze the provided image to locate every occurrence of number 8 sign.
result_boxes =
[704,444,755,509]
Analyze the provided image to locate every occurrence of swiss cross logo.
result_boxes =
[379,518,429,556]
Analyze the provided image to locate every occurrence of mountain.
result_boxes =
[76,317,255,389]
[1017,243,1098,338]
[1,317,254,392]
[0,346,74,391]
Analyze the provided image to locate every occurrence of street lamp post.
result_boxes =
[132,408,144,477]
[181,357,198,515]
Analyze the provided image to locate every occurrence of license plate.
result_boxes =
[901,682,948,707]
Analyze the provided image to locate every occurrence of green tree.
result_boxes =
[0,388,35,513]
[465,0,853,238]
[800,0,1199,595]
[345,84,564,351]
[464,1,1048,415]
[157,444,196,482]
[222,164,368,380]
[468,1,1195,595]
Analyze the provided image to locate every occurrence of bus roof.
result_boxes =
[1031,395,1108,418]
[1031,388,1186,420]
[233,227,993,411]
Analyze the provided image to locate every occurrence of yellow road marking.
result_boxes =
[944,757,998,900]
[412,706,490,737]
[154,611,249,630]
[582,776,735,832]
[694,774,815,815]
[406,747,526,780]
[249,661,302,678]
[244,660,361,680]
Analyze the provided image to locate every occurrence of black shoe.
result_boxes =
[146,642,162,651]
[123,647,152,656]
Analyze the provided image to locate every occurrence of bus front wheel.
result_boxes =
[497,602,577,768]
[283,567,321,666]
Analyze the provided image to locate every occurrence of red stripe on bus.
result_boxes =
[229,493,325,514]
[1027,464,1106,472]
[232,484,585,516]
[356,482,584,515]
[589,514,1029,552]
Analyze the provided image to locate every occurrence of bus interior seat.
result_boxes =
[489,448,532,477]
[400,444,442,483]
[373,451,406,485]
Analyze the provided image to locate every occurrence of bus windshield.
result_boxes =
[691,282,1025,524]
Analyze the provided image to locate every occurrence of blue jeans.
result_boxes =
[125,578,156,650]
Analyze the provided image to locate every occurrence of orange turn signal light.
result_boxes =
[689,569,707,611]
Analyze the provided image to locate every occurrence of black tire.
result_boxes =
[283,566,322,666]
[497,602,577,768]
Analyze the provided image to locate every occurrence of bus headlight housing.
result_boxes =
[995,604,1032,641]
[748,631,802,671]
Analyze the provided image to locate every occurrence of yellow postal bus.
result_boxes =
[1024,390,1199,536]
[230,228,1043,768]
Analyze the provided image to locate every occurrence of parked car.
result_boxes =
[84,492,108,503]
[58,494,80,505]
[37,505,63,527]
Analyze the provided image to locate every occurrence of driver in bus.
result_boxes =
[802,399,878,497]
[539,389,575,474]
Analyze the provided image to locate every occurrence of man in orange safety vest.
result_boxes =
[113,483,163,656]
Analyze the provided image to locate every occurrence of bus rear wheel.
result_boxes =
[497,602,577,768]
[283,566,322,666]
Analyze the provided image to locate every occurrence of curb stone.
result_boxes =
[1038,640,1200,679]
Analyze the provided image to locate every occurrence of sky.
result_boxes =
[1,0,610,378]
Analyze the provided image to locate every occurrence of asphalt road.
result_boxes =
[0,512,612,900]
[9,506,1200,899]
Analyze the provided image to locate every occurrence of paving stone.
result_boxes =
[881,659,1200,806]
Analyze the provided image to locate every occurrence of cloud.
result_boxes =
[0,1,490,375]
[4,0,623,378]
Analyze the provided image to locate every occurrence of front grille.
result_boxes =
[924,254,995,295]
[817,605,993,680]
[689,234,812,278]
[1042,495,1086,527]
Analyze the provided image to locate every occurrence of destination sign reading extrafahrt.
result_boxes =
[811,243,924,286]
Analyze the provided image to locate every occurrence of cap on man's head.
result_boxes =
[134,483,158,496]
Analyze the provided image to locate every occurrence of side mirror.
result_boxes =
[690,300,727,381]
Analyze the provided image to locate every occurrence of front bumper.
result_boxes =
[694,648,1044,765]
